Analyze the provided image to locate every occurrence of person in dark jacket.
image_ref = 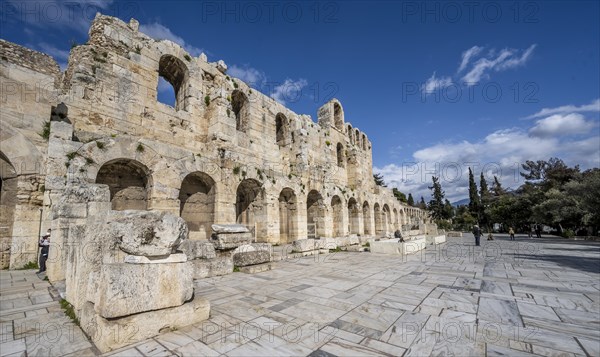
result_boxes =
[473,225,481,246]
[37,229,51,274]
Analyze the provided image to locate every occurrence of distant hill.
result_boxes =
[451,198,469,207]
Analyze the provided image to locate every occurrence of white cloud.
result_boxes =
[157,77,172,93]
[525,98,600,119]
[228,65,266,86]
[458,46,483,73]
[270,79,308,105]
[529,113,597,138]
[139,22,203,56]
[376,112,599,203]
[421,72,452,94]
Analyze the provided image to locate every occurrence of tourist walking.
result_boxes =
[528,225,533,238]
[473,225,481,246]
[535,224,542,238]
[509,227,515,240]
[37,229,51,274]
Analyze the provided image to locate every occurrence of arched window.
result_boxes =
[336,143,345,168]
[333,102,343,130]
[355,129,360,147]
[232,90,250,132]
[157,55,189,111]
[347,124,353,144]
[275,113,288,146]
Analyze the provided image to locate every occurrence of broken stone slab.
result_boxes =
[216,59,228,73]
[124,253,187,264]
[178,240,216,260]
[81,296,210,353]
[191,256,233,279]
[233,243,272,254]
[108,210,188,256]
[239,263,272,274]
[314,238,337,250]
[211,224,249,234]
[210,232,253,250]
[233,250,271,267]
[347,236,360,245]
[94,262,193,319]
[292,239,315,252]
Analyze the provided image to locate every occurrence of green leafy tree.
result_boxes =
[392,188,407,203]
[427,176,445,220]
[468,167,480,219]
[407,193,415,206]
[373,173,386,187]
[479,172,491,227]
[443,199,454,220]
[491,176,504,196]
[419,196,427,209]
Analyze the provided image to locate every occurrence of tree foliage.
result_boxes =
[407,193,414,206]
[373,173,386,187]
[392,188,407,203]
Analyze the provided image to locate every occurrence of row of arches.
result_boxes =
[346,124,368,151]
[94,158,423,242]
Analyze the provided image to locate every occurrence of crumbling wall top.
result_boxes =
[0,39,61,79]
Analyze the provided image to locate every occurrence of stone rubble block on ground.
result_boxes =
[178,240,216,260]
[94,261,194,319]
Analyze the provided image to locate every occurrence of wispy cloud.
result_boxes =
[228,65,266,87]
[6,0,113,34]
[424,44,537,88]
[421,72,452,94]
[457,46,483,73]
[271,79,308,105]
[462,44,536,85]
[139,22,203,56]
[524,98,600,119]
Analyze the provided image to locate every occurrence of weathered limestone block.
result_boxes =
[426,235,446,245]
[347,236,360,245]
[81,296,210,353]
[314,238,337,250]
[212,224,249,233]
[239,263,272,274]
[334,237,349,247]
[94,262,193,319]
[124,253,187,264]
[191,256,233,278]
[232,245,272,267]
[109,210,188,256]
[210,232,253,250]
[292,239,315,252]
[447,231,463,237]
[178,240,216,260]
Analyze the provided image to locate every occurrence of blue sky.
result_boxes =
[2,0,599,201]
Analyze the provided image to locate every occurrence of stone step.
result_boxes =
[0,301,57,317]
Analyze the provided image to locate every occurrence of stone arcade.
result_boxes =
[0,14,431,351]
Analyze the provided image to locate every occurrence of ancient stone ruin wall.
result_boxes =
[0,14,428,269]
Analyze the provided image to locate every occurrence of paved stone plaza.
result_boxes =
[2,234,599,356]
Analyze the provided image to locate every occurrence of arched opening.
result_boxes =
[333,102,343,130]
[347,124,353,144]
[96,159,150,211]
[0,152,17,269]
[331,195,343,237]
[232,90,250,132]
[307,190,325,238]
[157,55,189,111]
[355,129,360,147]
[347,198,360,235]
[179,172,216,240]
[383,204,391,234]
[362,201,372,236]
[362,134,367,150]
[278,188,298,243]
[374,203,384,236]
[275,113,288,147]
[336,143,345,168]
[236,179,265,232]
[393,208,399,231]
